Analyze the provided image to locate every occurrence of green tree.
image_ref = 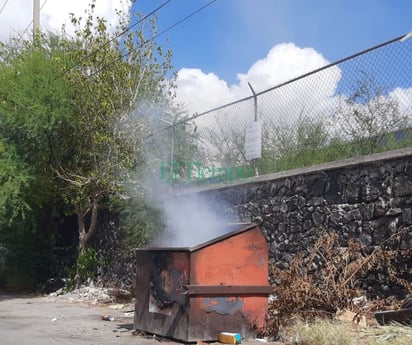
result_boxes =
[0,140,32,222]
[0,45,73,287]
[0,1,175,286]
[53,4,173,257]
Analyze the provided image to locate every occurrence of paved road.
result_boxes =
[0,293,154,345]
[0,293,281,345]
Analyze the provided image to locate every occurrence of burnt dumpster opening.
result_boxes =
[134,223,271,342]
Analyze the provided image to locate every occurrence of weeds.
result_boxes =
[65,247,100,290]
[286,319,354,345]
[363,323,412,344]
[283,319,412,345]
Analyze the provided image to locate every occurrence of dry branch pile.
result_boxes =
[265,228,412,337]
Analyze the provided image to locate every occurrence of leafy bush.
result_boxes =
[76,248,98,281]
[120,196,164,248]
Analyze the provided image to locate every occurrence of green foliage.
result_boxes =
[0,140,32,222]
[259,113,331,174]
[198,71,411,179]
[0,45,72,289]
[0,1,176,289]
[76,247,99,282]
[143,115,203,185]
[259,129,412,176]
[51,3,175,257]
[201,113,248,168]
[64,267,77,291]
[0,48,72,208]
[120,197,164,248]
[65,247,99,290]
[256,72,411,175]
[330,72,409,154]
[0,206,62,290]
[284,320,412,345]
[0,47,74,168]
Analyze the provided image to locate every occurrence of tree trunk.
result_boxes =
[77,207,87,256]
[74,196,99,287]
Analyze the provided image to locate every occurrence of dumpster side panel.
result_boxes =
[188,226,269,340]
[188,297,256,342]
[134,251,190,341]
[191,227,268,285]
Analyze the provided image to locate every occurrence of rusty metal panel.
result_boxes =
[134,250,190,341]
[185,285,272,295]
[188,296,257,341]
[134,223,270,342]
[190,226,268,286]
[188,225,269,340]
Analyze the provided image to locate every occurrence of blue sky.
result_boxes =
[132,0,412,85]
[0,0,410,115]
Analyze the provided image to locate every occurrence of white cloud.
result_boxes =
[175,42,341,116]
[174,68,234,114]
[236,43,331,92]
[390,87,412,116]
[0,0,131,42]
[174,43,342,165]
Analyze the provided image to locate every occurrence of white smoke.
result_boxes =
[152,191,234,247]
[128,104,235,248]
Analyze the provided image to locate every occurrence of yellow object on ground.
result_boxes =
[218,332,241,344]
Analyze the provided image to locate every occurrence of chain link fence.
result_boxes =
[150,33,412,184]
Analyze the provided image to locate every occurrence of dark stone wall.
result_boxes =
[188,150,412,297]
[97,149,412,297]
[89,209,137,290]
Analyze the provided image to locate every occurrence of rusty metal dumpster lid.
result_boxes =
[135,222,258,252]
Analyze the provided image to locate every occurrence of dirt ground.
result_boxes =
[0,293,281,345]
